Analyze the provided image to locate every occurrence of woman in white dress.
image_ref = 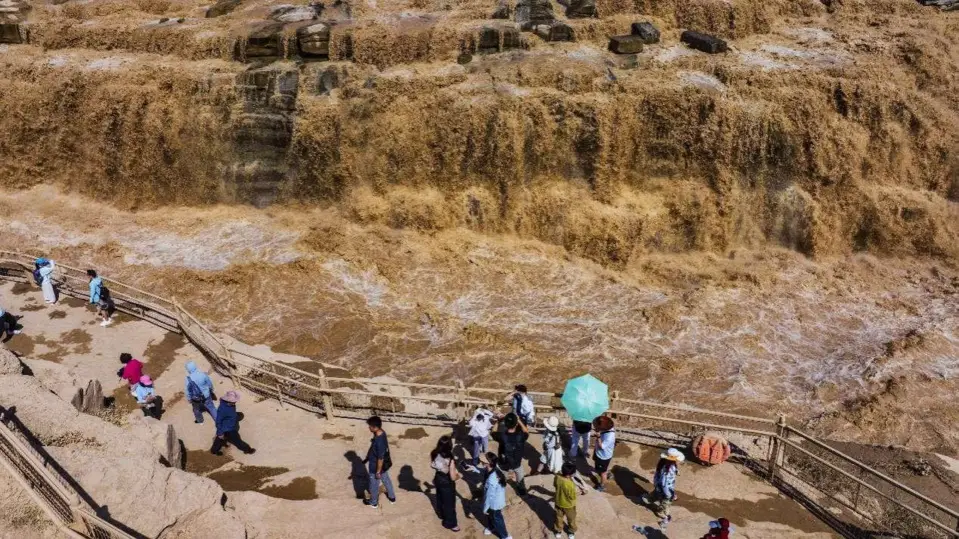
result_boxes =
[39,260,57,304]
[539,416,564,474]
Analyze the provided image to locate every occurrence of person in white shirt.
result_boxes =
[592,416,616,492]
[39,259,57,304]
[467,407,496,471]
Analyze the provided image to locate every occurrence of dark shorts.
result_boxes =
[593,456,611,473]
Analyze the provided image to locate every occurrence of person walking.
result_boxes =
[430,435,461,531]
[0,307,21,339]
[592,416,615,492]
[554,462,583,539]
[211,391,256,456]
[569,420,591,459]
[482,453,511,539]
[498,412,529,496]
[535,416,563,475]
[641,447,685,528]
[116,353,143,387]
[38,259,56,304]
[467,407,496,472]
[510,385,535,426]
[185,361,217,424]
[87,270,114,326]
[132,375,160,419]
[363,416,396,508]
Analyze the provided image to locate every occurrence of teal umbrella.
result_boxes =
[561,374,609,422]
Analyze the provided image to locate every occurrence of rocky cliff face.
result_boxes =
[0,0,956,264]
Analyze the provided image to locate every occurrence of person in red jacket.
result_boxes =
[702,518,733,539]
[117,353,143,387]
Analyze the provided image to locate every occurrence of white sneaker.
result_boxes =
[568,535,575,539]
[99,320,111,327]
[483,530,492,536]
[12,330,21,335]
[554,534,562,539]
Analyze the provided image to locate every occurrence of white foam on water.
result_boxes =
[7,217,302,270]
[321,259,390,308]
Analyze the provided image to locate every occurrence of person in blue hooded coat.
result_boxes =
[185,361,217,424]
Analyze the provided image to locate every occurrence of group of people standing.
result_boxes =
[19,259,257,457]
[360,384,706,538]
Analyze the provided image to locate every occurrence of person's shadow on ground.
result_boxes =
[633,525,669,538]
[524,485,559,532]
[524,440,542,476]
[344,451,367,499]
[572,454,597,486]
[612,464,650,503]
[398,464,422,493]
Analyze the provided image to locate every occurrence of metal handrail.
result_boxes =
[1,251,957,538]
[784,426,959,521]
[779,437,959,537]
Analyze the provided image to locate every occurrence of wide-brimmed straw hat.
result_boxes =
[221,390,241,403]
[139,375,152,385]
[661,447,686,462]
[544,416,559,431]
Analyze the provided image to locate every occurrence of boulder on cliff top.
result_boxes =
[514,0,554,30]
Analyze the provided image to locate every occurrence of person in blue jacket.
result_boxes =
[641,447,685,529]
[185,361,217,424]
[210,391,256,456]
[86,270,113,326]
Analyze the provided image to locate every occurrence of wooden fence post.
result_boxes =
[768,413,786,480]
[610,391,620,421]
[319,369,335,421]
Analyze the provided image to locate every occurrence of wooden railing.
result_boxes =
[0,407,136,539]
[0,250,957,539]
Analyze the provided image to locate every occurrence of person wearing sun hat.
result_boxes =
[131,375,160,419]
[211,390,256,456]
[642,447,685,529]
[534,416,564,475]
[701,517,734,538]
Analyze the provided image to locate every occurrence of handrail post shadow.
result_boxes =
[768,413,787,480]
[319,369,335,421]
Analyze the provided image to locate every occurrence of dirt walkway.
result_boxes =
[0,280,838,538]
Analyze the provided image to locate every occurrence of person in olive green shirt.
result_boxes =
[554,462,582,539]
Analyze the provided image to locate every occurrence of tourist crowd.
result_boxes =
[4,259,730,537]
[360,384,731,537]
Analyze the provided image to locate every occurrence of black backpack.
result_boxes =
[500,431,526,469]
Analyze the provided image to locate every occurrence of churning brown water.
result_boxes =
[0,0,957,453]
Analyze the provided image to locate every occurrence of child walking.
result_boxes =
[554,462,583,539]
